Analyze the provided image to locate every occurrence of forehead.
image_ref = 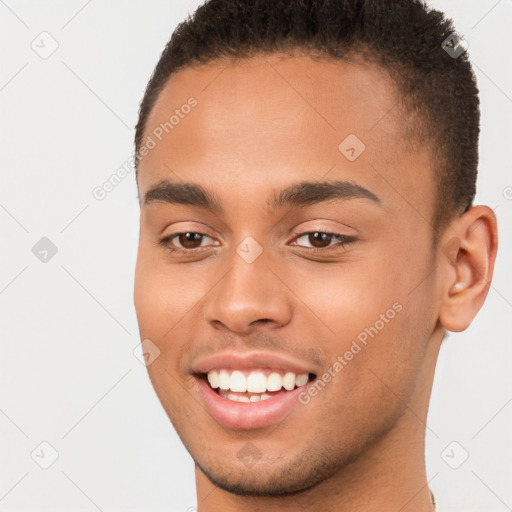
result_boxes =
[138,53,434,221]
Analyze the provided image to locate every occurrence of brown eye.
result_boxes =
[307,232,334,248]
[293,232,355,251]
[159,232,218,254]
[176,232,204,249]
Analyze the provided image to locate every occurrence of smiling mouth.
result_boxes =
[199,369,317,403]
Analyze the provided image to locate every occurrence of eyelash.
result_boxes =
[158,231,357,255]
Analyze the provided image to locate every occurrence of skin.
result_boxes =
[133,53,498,512]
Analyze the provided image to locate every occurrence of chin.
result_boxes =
[193,446,347,497]
[198,463,321,496]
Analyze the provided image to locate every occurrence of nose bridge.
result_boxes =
[204,238,292,332]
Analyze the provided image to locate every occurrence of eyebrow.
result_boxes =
[143,179,381,212]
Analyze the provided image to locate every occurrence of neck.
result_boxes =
[195,327,443,512]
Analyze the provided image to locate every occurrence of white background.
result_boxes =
[0,1,511,511]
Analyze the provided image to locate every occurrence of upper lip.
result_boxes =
[191,351,318,376]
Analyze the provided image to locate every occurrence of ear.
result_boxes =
[438,205,498,332]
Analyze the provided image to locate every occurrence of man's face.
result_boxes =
[134,54,442,494]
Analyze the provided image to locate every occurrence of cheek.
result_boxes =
[290,261,404,344]
[133,265,164,337]
[334,284,436,415]
[145,365,195,439]
[296,254,434,392]
[134,254,201,336]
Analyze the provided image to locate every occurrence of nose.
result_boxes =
[203,248,293,334]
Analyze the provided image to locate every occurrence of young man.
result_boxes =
[133,1,498,510]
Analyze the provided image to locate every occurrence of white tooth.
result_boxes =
[250,395,261,402]
[260,393,272,400]
[283,372,296,390]
[295,373,308,387]
[227,393,250,402]
[247,372,267,393]
[230,370,247,392]
[218,370,230,390]
[207,370,219,389]
[267,372,283,391]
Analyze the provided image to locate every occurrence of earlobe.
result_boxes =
[438,205,498,332]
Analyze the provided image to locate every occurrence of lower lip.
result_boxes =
[195,376,308,430]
